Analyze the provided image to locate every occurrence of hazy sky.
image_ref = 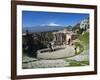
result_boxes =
[22,11,89,27]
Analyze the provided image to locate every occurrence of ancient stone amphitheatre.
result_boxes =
[37,45,75,59]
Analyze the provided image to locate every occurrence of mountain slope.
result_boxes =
[23,26,66,33]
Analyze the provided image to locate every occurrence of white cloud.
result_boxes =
[48,22,59,26]
[41,22,60,26]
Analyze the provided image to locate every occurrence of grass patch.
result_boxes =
[64,59,89,67]
[74,42,84,55]
[74,32,89,54]
[69,60,89,66]
[79,32,89,49]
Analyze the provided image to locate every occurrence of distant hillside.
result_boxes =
[72,17,89,34]
[23,26,66,33]
[72,23,80,31]
[65,26,72,31]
